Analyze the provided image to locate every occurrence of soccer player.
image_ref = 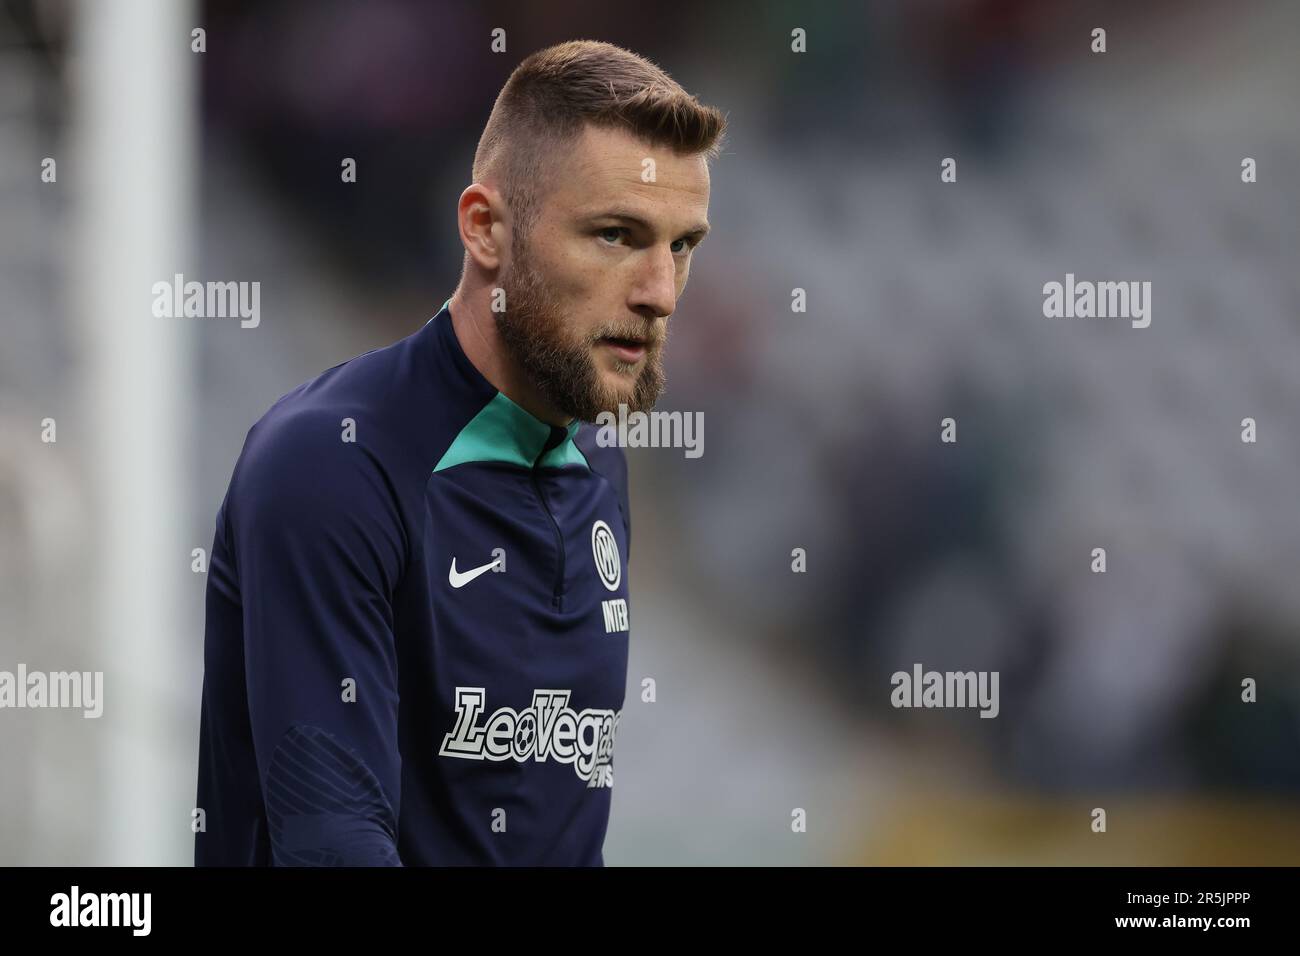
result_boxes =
[195,40,725,865]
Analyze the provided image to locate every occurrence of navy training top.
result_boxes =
[195,299,632,866]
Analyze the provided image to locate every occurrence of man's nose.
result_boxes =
[629,245,677,320]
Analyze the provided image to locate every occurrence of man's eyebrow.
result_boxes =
[585,209,710,238]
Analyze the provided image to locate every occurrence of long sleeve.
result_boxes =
[224,407,407,866]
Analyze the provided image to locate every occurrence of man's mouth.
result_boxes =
[599,335,649,364]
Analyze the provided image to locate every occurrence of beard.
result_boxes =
[494,237,667,423]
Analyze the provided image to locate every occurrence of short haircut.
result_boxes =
[471,39,727,244]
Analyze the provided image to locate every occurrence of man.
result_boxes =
[195,39,724,865]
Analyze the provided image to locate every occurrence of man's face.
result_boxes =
[495,123,712,422]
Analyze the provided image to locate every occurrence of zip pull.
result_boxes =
[532,424,570,610]
[536,424,569,463]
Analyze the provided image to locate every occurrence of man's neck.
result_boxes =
[447,287,574,429]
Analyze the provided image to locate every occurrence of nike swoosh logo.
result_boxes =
[448,556,501,589]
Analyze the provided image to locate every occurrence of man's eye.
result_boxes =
[671,238,691,255]
[598,227,626,245]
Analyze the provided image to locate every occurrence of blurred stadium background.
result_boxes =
[2,0,1299,865]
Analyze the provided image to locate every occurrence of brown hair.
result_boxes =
[471,39,726,243]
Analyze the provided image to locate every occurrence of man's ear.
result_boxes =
[458,183,509,271]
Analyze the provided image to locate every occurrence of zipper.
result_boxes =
[532,426,568,611]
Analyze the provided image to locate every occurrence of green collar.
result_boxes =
[435,392,586,472]
[432,297,588,473]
